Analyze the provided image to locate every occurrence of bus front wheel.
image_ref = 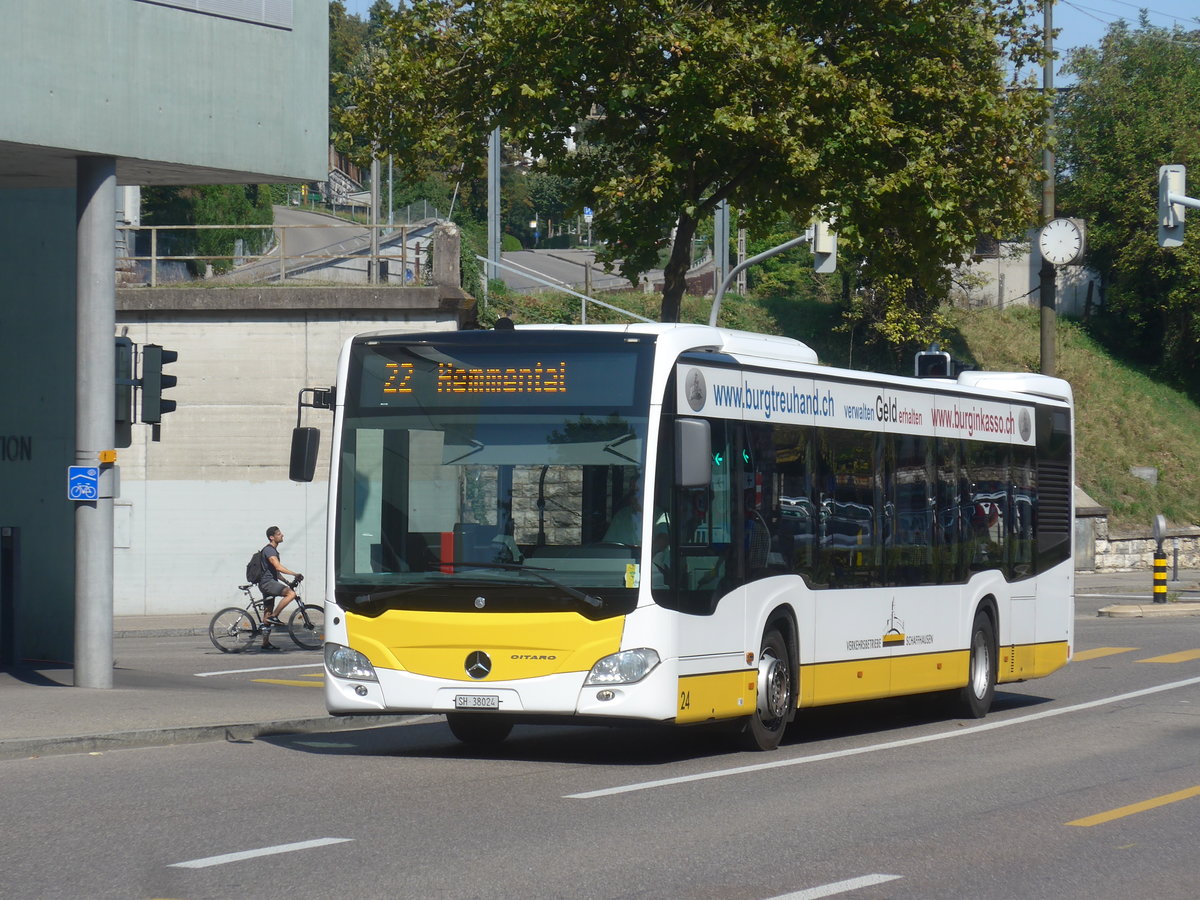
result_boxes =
[740,628,793,751]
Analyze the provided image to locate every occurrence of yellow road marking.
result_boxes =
[1067,785,1200,827]
[252,678,325,687]
[1137,649,1200,664]
[1073,647,1137,662]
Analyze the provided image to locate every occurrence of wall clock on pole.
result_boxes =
[1038,217,1086,266]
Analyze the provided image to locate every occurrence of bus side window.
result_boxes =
[965,441,1009,573]
[888,433,935,586]
[816,428,881,587]
[1010,445,1036,579]
[773,424,816,580]
[935,438,969,584]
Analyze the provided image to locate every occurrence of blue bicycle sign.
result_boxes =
[67,466,99,501]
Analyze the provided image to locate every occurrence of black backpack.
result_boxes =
[246,550,267,583]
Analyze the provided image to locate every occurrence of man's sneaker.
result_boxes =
[261,643,280,651]
[265,616,284,626]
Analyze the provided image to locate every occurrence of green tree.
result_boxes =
[142,185,273,276]
[337,0,1049,324]
[1057,17,1200,393]
[329,1,368,121]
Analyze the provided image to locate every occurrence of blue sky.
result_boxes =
[340,1,1200,76]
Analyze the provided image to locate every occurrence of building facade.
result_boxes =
[0,0,327,664]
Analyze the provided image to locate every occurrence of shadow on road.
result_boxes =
[269,688,1055,766]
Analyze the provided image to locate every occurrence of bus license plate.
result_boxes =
[455,694,499,710]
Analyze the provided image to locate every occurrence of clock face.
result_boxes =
[1039,218,1084,265]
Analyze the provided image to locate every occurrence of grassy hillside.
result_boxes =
[482,290,1200,531]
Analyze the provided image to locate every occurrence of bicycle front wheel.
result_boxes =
[209,607,257,653]
[288,603,325,650]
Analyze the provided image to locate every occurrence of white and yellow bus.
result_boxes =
[298,324,1073,750]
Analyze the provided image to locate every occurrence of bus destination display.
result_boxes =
[354,343,644,410]
[384,359,567,396]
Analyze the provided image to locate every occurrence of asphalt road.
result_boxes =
[3,609,1199,899]
[495,249,653,296]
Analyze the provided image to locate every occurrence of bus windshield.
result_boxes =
[336,332,653,613]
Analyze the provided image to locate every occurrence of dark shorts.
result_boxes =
[260,578,288,598]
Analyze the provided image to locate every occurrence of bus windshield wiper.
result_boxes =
[341,585,426,607]
[445,561,603,608]
[602,432,639,464]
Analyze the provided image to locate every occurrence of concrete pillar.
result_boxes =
[432,224,461,290]
[74,156,117,689]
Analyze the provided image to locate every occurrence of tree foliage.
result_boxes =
[329,1,369,125]
[141,185,273,275]
[1057,17,1200,394]
[337,0,1050,325]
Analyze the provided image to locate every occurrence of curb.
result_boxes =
[1097,602,1200,618]
[114,628,208,639]
[0,713,428,762]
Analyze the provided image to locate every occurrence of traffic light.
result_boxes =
[115,336,134,448]
[915,348,953,378]
[141,344,178,424]
[1158,164,1186,248]
[812,220,837,274]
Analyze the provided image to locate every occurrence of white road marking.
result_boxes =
[195,663,323,677]
[768,874,903,900]
[566,674,1200,800]
[170,837,352,868]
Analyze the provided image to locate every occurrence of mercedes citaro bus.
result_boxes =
[291,323,1073,750]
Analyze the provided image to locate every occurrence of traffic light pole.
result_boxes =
[1158,165,1199,248]
[75,156,117,689]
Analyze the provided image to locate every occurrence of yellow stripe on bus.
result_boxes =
[798,652,965,707]
[345,608,624,681]
[677,670,755,723]
[1000,641,1070,681]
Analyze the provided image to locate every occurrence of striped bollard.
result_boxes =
[1153,550,1168,603]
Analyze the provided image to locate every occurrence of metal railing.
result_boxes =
[116,221,436,287]
[478,255,652,324]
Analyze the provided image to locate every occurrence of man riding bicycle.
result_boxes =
[258,525,301,650]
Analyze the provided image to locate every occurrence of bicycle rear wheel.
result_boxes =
[209,607,257,653]
[288,603,325,650]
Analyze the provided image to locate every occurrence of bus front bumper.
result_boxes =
[324,658,680,722]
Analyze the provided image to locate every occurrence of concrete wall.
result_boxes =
[1087,520,1200,572]
[0,2,328,663]
[957,232,1102,318]
[113,285,474,614]
[1,0,326,183]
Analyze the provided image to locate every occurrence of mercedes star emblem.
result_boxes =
[465,651,492,679]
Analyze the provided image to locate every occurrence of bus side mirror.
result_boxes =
[675,418,711,488]
[290,427,320,483]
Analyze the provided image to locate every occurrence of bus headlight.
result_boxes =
[325,642,378,681]
[585,648,660,685]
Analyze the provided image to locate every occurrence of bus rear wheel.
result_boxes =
[446,713,514,746]
[952,610,997,718]
[739,628,793,751]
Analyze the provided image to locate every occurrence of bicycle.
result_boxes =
[207,574,325,653]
